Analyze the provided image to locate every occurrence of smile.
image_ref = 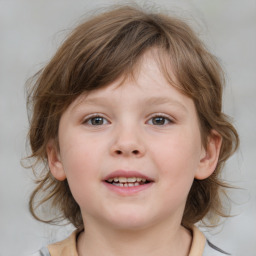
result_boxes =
[105,177,150,187]
[103,170,154,195]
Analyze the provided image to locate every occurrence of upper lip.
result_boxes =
[103,170,154,182]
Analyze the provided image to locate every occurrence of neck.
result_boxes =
[77,220,192,256]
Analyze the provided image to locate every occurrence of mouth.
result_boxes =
[103,170,154,194]
[105,177,151,187]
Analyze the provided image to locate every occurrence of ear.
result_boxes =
[195,130,222,180]
[46,139,66,181]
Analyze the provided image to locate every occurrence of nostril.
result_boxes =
[115,149,140,155]
[116,150,122,155]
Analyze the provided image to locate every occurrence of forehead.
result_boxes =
[68,51,193,114]
[66,47,190,110]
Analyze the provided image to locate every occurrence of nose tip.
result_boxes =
[110,126,145,157]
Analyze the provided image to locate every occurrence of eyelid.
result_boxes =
[82,113,110,125]
[146,113,174,124]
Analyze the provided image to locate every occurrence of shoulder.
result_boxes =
[203,240,231,256]
[47,229,79,256]
[191,226,231,256]
[30,229,79,256]
[29,246,51,256]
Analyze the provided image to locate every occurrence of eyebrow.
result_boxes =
[144,97,187,112]
[76,96,188,112]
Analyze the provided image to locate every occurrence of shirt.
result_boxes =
[31,226,230,256]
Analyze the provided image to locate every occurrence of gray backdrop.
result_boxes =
[0,0,255,255]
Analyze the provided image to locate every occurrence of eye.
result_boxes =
[147,115,173,125]
[83,115,109,126]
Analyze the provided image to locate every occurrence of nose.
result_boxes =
[110,128,146,158]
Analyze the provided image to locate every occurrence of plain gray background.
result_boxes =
[0,0,255,255]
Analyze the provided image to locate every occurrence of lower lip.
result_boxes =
[103,182,153,196]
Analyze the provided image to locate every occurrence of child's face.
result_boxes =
[48,51,216,230]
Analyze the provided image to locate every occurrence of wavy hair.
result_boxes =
[26,5,239,229]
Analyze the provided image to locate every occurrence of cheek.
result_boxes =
[61,150,100,212]
[154,131,201,169]
[59,139,100,198]
[152,130,201,192]
[60,130,101,172]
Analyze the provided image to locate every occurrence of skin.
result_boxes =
[47,50,222,256]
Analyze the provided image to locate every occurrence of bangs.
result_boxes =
[27,5,239,229]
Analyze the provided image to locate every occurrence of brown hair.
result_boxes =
[26,5,239,229]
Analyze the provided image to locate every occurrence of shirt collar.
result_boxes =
[48,225,206,256]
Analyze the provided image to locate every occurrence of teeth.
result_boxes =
[127,177,137,182]
[119,177,127,183]
[107,177,148,183]
[113,182,141,187]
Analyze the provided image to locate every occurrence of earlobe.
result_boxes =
[195,130,222,180]
[46,139,66,181]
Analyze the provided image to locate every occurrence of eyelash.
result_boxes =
[147,114,173,126]
[83,113,173,126]
[83,114,110,126]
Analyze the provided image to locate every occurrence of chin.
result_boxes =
[106,209,153,231]
[112,220,150,231]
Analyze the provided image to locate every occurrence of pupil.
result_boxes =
[153,117,165,125]
[92,117,103,125]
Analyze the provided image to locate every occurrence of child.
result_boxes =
[27,5,239,256]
